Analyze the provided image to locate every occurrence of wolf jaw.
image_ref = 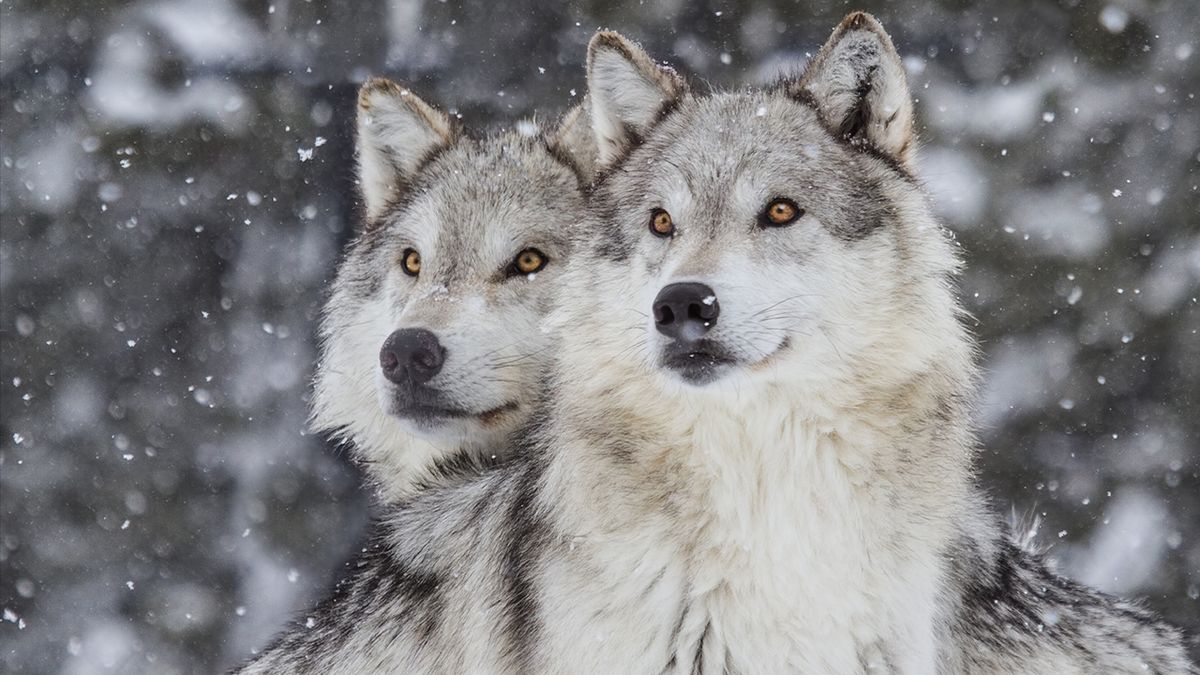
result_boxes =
[311,78,595,502]
[239,14,1197,674]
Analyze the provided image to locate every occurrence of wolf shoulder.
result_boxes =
[944,531,1197,674]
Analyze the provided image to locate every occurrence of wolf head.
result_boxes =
[572,14,970,409]
[314,78,593,498]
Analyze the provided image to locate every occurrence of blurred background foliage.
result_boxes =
[1,0,1197,671]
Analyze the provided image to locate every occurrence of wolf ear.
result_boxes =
[356,78,457,222]
[586,31,686,166]
[795,12,915,164]
[546,101,599,183]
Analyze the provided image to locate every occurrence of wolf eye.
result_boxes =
[761,198,803,227]
[509,248,548,276]
[401,248,421,276]
[649,208,675,237]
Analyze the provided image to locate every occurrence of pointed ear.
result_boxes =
[356,78,456,222]
[796,12,915,164]
[545,100,598,183]
[586,31,686,166]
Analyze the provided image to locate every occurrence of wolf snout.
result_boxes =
[654,282,720,343]
[380,328,446,385]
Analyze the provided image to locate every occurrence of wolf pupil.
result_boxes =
[762,199,802,227]
[512,248,548,275]
[650,209,674,237]
[401,248,421,276]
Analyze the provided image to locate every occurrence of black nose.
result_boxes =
[653,282,720,342]
[379,328,445,385]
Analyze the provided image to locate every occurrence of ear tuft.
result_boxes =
[356,78,456,222]
[586,31,686,166]
[796,13,915,164]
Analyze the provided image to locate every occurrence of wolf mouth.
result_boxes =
[389,399,520,426]
[661,337,792,384]
[660,340,737,384]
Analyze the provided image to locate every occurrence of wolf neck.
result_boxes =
[546,343,976,668]
[360,429,506,504]
[555,353,976,537]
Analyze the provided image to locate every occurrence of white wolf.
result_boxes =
[312,78,594,502]
[239,14,1196,674]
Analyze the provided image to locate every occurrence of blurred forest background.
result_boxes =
[1,0,1197,671]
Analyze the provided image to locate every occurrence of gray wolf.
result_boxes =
[239,14,1196,673]
[311,78,595,503]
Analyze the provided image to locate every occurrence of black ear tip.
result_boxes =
[359,77,404,96]
[588,30,634,59]
[357,77,414,111]
[842,11,871,29]
[837,11,887,36]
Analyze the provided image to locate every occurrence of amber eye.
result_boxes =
[761,198,803,227]
[649,208,675,237]
[510,248,548,276]
[401,248,421,276]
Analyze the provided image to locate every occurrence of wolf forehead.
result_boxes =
[334,131,584,299]
[369,131,586,232]
[591,92,903,254]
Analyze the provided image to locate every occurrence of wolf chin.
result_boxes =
[240,13,1196,674]
[312,78,595,502]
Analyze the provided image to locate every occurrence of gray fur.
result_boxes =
[239,14,1196,674]
[312,79,594,502]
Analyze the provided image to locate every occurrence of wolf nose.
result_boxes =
[380,328,445,385]
[653,282,720,342]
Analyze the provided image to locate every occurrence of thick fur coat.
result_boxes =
[239,13,1196,674]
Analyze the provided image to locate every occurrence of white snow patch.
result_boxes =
[1070,490,1169,595]
[1098,5,1130,34]
[919,147,988,227]
[979,331,1077,430]
[1001,188,1110,259]
[144,0,262,64]
[923,77,1054,142]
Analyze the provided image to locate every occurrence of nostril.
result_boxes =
[380,350,399,372]
[413,347,442,371]
[657,305,675,325]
